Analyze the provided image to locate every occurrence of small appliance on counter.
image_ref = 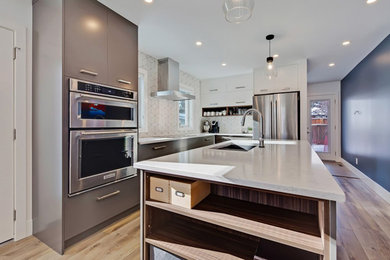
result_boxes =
[210,121,220,133]
[202,120,211,132]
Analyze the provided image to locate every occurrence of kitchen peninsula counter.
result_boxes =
[135,140,345,260]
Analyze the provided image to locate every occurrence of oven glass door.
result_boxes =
[70,92,137,128]
[69,130,138,195]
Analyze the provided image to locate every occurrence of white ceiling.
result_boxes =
[99,0,390,83]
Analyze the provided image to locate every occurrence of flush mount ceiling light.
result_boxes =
[273,54,279,58]
[221,63,227,67]
[195,41,203,46]
[265,34,278,80]
[366,0,377,4]
[223,0,255,24]
[329,63,335,67]
[144,0,153,4]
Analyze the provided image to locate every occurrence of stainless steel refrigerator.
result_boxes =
[253,92,300,140]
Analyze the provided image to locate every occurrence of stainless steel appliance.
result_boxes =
[68,78,138,196]
[69,129,137,195]
[253,92,300,140]
[69,78,137,129]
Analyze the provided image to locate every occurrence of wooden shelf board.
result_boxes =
[146,217,259,260]
[146,195,324,255]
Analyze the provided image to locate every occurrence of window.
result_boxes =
[178,86,193,129]
[138,69,148,132]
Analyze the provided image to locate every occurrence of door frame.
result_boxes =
[0,21,31,241]
[308,94,338,161]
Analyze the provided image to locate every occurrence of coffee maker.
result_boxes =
[210,121,219,133]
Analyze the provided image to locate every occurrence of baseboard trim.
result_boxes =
[340,158,390,204]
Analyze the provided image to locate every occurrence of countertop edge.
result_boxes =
[134,162,346,203]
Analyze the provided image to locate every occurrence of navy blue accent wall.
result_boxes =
[341,34,390,192]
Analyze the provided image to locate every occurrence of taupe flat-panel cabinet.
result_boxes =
[64,0,108,84]
[107,11,138,90]
[64,0,138,90]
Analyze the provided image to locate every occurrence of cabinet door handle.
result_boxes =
[235,86,246,89]
[260,89,268,92]
[153,145,167,150]
[210,103,218,106]
[80,69,98,76]
[204,138,211,141]
[209,89,218,92]
[118,79,131,85]
[236,101,246,104]
[96,190,120,201]
[281,87,291,91]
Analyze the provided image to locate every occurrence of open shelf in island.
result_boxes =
[146,207,259,260]
[146,194,323,255]
[141,171,333,259]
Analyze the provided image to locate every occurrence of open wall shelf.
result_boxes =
[202,105,252,117]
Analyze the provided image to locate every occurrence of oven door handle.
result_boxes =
[75,93,137,105]
[79,130,137,136]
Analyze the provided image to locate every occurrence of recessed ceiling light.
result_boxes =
[329,63,335,67]
[342,41,351,46]
[195,41,203,46]
[221,63,227,67]
[273,54,279,58]
[366,0,377,4]
[144,0,153,4]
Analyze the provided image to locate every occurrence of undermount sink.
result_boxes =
[213,143,256,152]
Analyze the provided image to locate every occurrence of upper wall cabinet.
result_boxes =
[201,74,253,108]
[64,0,138,90]
[107,11,138,90]
[253,64,299,94]
[64,0,108,84]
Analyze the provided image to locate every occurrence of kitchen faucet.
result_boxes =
[241,108,265,148]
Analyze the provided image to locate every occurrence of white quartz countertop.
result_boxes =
[138,133,252,145]
[134,140,346,202]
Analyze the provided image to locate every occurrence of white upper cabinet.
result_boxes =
[201,74,253,108]
[253,64,299,94]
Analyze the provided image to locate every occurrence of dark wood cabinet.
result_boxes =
[64,0,138,89]
[138,136,215,161]
[107,11,138,90]
[64,0,108,83]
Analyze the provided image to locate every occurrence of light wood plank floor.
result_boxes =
[0,161,389,260]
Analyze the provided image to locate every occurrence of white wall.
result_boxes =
[308,81,341,160]
[0,0,33,239]
[139,52,202,137]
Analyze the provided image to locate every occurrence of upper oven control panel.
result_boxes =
[69,78,137,101]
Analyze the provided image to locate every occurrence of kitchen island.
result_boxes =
[135,140,345,260]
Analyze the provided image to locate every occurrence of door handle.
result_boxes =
[96,190,120,201]
[152,145,167,150]
[80,69,98,76]
[118,79,131,85]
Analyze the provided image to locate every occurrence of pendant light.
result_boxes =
[265,34,277,80]
[223,0,255,24]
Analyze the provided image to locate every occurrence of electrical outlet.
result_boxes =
[355,157,359,165]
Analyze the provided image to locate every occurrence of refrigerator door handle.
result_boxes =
[270,100,273,138]
[275,99,278,138]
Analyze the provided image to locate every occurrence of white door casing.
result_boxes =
[0,26,15,243]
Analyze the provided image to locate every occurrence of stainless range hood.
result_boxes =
[151,58,195,101]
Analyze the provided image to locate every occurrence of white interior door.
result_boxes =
[0,26,15,243]
[308,95,337,160]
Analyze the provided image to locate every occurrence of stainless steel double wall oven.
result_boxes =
[69,78,138,195]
